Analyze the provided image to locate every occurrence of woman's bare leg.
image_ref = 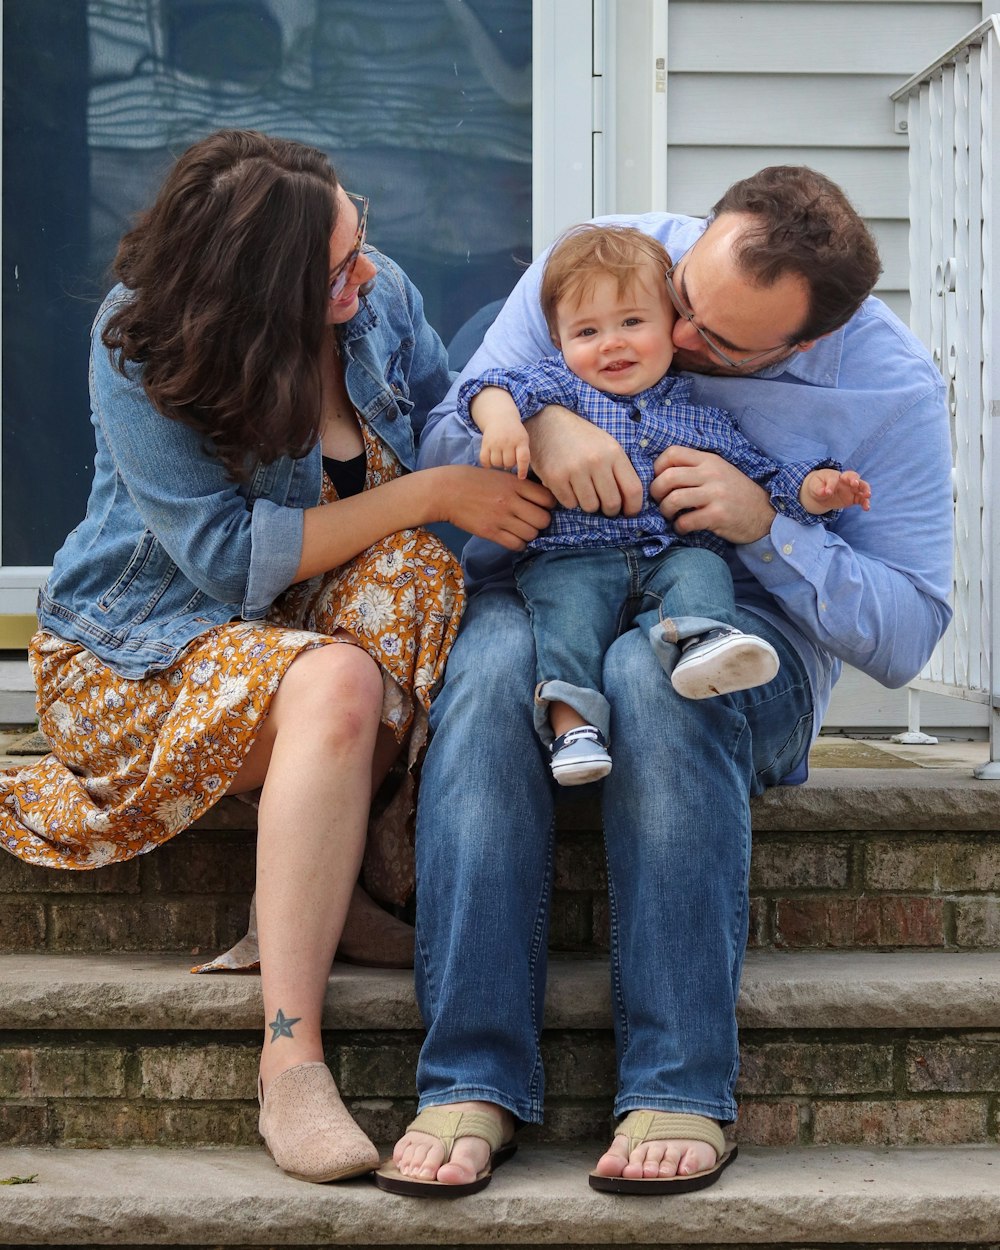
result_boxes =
[228,643,384,1090]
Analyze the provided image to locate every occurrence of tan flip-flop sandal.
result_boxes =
[374,1106,517,1198]
[588,1110,737,1194]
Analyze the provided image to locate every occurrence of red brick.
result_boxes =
[0,901,45,951]
[954,898,1000,947]
[145,835,256,895]
[0,1102,50,1145]
[591,894,610,948]
[0,1049,33,1098]
[549,893,594,950]
[32,1047,127,1098]
[812,1097,988,1145]
[905,1040,1000,1092]
[738,1042,892,1095]
[534,1104,612,1145]
[750,840,850,890]
[56,1100,260,1147]
[346,1098,414,1146]
[541,1035,616,1097]
[553,833,606,891]
[865,839,1000,892]
[747,896,770,947]
[337,1042,421,1099]
[733,1100,801,1146]
[775,896,946,948]
[0,852,140,894]
[139,1044,257,1100]
[47,897,247,952]
[188,801,258,832]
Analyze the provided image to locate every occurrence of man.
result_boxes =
[376,167,953,1196]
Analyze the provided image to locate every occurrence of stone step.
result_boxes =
[2,764,999,956]
[0,1143,998,1247]
[3,950,999,1151]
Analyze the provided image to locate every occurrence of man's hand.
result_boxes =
[651,445,776,544]
[526,405,643,516]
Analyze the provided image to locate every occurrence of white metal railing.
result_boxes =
[890,16,1000,778]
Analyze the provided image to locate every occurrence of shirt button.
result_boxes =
[761,553,774,563]
[639,438,649,448]
[782,543,794,554]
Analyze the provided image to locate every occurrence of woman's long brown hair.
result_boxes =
[102,129,341,479]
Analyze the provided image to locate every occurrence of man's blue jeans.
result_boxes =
[413,586,813,1125]
[514,544,745,744]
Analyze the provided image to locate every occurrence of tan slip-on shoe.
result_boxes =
[258,1061,379,1183]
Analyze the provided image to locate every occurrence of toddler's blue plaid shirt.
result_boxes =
[458,357,839,556]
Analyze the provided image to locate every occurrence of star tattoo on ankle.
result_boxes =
[267,1008,302,1042]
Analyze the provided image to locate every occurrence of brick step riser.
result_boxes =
[3,1027,998,1151]
[3,818,999,953]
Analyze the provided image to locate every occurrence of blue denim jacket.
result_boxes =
[38,250,453,678]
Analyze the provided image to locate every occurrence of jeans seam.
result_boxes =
[604,836,628,1060]
[526,815,556,1108]
[725,722,753,1104]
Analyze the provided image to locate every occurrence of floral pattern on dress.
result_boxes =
[0,421,464,925]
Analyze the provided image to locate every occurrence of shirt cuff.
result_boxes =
[735,512,824,589]
[244,498,304,616]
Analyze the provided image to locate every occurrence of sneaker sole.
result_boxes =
[671,637,779,700]
[551,756,613,786]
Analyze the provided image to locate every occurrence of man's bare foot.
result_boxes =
[391,1101,515,1186]
[593,1124,718,1180]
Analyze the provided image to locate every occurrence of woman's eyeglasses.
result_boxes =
[329,192,369,301]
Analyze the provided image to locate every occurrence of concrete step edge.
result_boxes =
[1,1143,998,1246]
[3,949,999,1033]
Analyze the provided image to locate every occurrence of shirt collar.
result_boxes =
[606,372,694,404]
[337,294,379,354]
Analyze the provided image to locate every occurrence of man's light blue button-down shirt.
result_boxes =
[419,212,954,763]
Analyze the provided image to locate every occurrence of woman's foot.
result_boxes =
[258,1061,379,1183]
[336,882,415,968]
[390,1101,515,1186]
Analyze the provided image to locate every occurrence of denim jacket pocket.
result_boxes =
[97,530,178,626]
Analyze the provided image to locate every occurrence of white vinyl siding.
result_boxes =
[660,0,984,320]
[610,0,987,730]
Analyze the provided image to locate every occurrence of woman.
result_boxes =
[0,130,551,1184]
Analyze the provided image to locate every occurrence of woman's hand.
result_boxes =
[651,445,776,544]
[437,465,554,550]
[525,406,643,517]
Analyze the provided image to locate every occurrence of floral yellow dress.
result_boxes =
[0,423,463,955]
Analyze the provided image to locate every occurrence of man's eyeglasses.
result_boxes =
[664,261,794,369]
[329,192,369,301]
